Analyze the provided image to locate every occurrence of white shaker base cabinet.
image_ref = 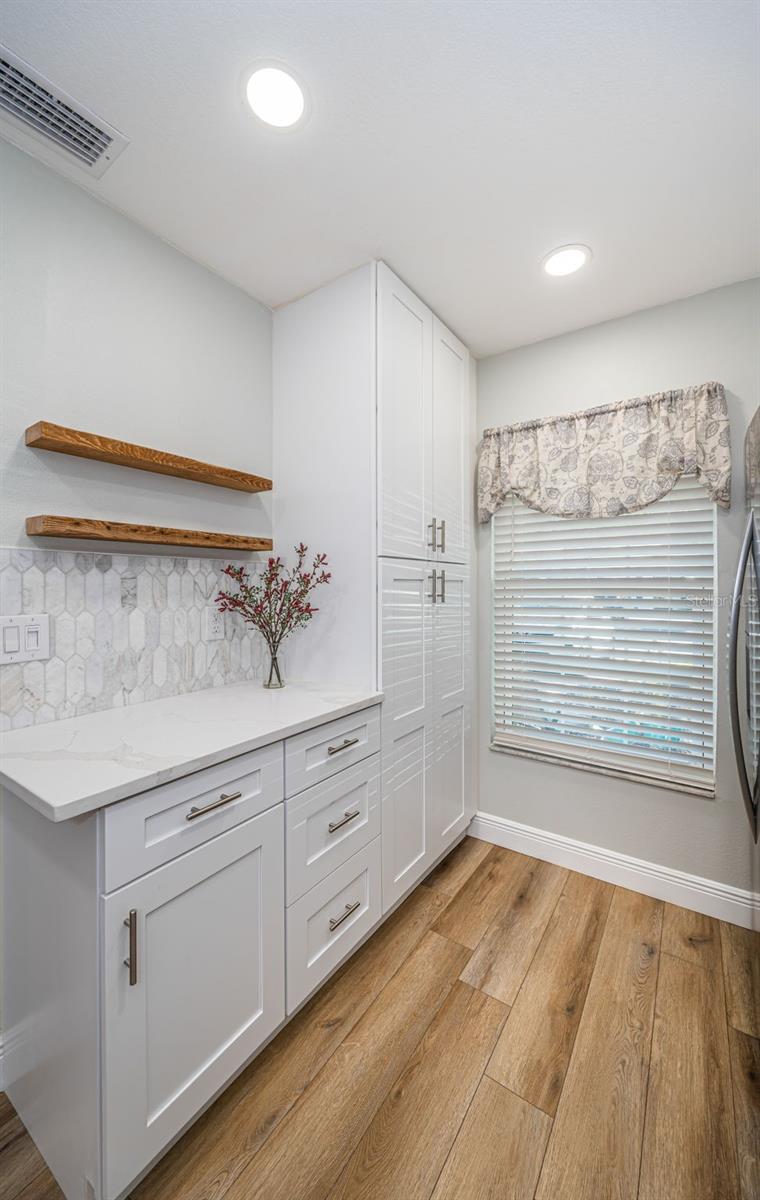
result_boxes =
[101,807,284,1200]
[0,691,384,1200]
[285,836,382,1013]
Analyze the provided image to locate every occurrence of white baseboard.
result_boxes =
[0,1034,5,1092]
[469,811,760,931]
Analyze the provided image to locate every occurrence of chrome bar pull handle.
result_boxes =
[438,519,446,554]
[327,737,359,757]
[123,910,137,986]
[439,569,446,604]
[429,570,438,604]
[329,900,361,932]
[428,517,438,551]
[186,791,242,821]
[328,808,361,834]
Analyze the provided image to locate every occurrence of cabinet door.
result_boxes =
[379,558,434,910]
[101,807,284,1200]
[377,263,434,560]
[431,565,471,854]
[432,317,470,564]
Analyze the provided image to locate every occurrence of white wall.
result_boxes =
[476,278,760,897]
[0,139,272,552]
[273,265,377,690]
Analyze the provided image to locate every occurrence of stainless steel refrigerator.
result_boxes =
[730,405,760,841]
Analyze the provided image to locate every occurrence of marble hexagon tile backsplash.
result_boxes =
[0,548,265,729]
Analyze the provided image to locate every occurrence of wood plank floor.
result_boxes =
[2,837,757,1200]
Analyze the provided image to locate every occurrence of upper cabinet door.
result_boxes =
[377,264,434,560]
[432,318,470,564]
[101,807,284,1200]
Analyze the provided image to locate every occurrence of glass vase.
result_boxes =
[264,652,284,689]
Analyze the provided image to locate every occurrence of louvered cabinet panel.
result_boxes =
[379,558,435,909]
[431,564,471,853]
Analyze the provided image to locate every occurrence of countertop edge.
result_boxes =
[0,691,383,822]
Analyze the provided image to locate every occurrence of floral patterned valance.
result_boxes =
[477,380,731,522]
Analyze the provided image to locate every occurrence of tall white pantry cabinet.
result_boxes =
[274,262,475,910]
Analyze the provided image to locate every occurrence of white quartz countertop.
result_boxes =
[0,681,383,822]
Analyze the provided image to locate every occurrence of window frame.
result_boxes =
[489,479,718,799]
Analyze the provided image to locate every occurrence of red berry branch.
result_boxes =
[216,545,331,679]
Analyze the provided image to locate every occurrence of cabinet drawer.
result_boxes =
[286,753,380,904]
[285,705,381,798]
[103,742,284,891]
[286,837,381,1013]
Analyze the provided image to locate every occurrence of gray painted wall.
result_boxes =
[476,278,760,895]
[0,139,272,553]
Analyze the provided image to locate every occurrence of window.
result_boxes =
[491,476,716,795]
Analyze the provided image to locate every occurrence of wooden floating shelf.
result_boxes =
[26,516,272,552]
[25,421,272,494]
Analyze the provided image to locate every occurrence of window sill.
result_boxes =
[488,740,716,800]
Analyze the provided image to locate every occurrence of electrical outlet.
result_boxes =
[0,614,50,664]
[203,606,225,642]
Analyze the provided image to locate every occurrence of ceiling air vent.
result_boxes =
[0,46,127,177]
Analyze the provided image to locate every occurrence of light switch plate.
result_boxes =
[0,614,50,664]
[203,606,225,642]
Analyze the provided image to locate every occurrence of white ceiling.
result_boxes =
[1,0,758,357]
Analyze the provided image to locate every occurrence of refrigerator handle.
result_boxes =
[752,516,760,817]
[728,512,758,842]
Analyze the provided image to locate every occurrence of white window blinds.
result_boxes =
[492,476,717,795]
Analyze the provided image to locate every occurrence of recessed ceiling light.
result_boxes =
[542,244,592,277]
[245,66,305,128]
